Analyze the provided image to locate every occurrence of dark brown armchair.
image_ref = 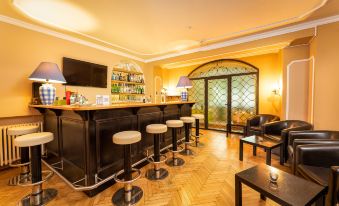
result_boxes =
[288,130,339,174]
[245,114,280,136]
[262,120,313,162]
[295,144,339,206]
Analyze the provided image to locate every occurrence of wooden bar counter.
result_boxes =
[30,101,194,196]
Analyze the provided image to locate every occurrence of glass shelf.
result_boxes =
[111,80,145,85]
[111,93,145,96]
[112,67,144,75]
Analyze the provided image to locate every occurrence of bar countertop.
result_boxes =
[29,101,195,111]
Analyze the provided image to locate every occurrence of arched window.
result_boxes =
[189,59,258,78]
[188,59,258,133]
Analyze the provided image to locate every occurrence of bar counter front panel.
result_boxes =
[31,102,194,196]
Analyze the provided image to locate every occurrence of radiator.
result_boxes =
[0,122,43,167]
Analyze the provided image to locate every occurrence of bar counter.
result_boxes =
[30,101,195,196]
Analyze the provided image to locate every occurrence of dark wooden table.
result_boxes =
[239,135,283,165]
[235,165,326,206]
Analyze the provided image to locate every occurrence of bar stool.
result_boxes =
[14,132,57,206]
[112,131,143,206]
[192,114,205,147]
[179,116,195,156]
[165,120,185,167]
[145,124,169,180]
[8,125,39,186]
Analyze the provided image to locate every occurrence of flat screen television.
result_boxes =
[63,57,107,88]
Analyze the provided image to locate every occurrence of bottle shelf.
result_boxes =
[113,68,144,75]
[111,80,145,85]
[111,93,145,96]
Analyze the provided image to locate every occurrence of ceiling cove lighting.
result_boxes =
[13,0,97,32]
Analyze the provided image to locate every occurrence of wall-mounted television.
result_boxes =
[63,57,107,88]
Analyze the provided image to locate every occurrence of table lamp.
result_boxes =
[28,62,66,105]
[176,76,192,101]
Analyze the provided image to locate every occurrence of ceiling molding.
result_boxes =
[11,0,328,56]
[201,0,328,44]
[0,14,145,62]
[1,14,339,64]
[145,14,339,63]
[162,42,289,69]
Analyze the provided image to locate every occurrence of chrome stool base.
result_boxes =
[112,186,143,206]
[180,149,195,156]
[145,168,169,180]
[191,141,205,148]
[19,188,57,206]
[8,173,29,186]
[165,157,185,167]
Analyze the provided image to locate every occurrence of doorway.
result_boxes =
[188,59,259,133]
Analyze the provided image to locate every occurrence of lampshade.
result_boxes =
[176,76,192,88]
[29,62,66,83]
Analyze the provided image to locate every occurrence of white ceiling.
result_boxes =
[0,0,336,61]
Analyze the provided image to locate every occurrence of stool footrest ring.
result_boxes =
[17,170,54,187]
[168,144,185,154]
[185,140,195,145]
[9,160,30,167]
[146,154,167,164]
[113,168,141,184]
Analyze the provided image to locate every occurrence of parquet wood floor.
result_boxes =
[0,130,290,206]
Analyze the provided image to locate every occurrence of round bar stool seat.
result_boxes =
[113,131,141,145]
[165,120,185,167]
[166,120,183,128]
[192,114,204,120]
[7,125,39,186]
[180,117,195,156]
[180,117,195,124]
[192,114,205,147]
[145,124,169,181]
[14,132,57,206]
[146,124,167,134]
[14,132,53,147]
[112,131,143,206]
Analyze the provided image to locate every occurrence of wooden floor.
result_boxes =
[0,130,290,206]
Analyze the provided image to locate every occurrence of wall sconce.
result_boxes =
[272,81,282,96]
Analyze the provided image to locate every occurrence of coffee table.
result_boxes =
[235,164,326,206]
[239,135,283,165]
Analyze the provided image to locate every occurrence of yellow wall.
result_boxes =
[161,53,283,117]
[0,22,148,117]
[2,17,339,130]
[311,22,339,130]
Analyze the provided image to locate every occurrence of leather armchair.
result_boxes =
[262,120,313,162]
[246,114,279,136]
[295,144,339,206]
[288,131,339,174]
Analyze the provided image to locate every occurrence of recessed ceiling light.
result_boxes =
[13,0,97,32]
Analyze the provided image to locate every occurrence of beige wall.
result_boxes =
[161,53,283,117]
[311,22,339,130]
[0,22,148,117]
